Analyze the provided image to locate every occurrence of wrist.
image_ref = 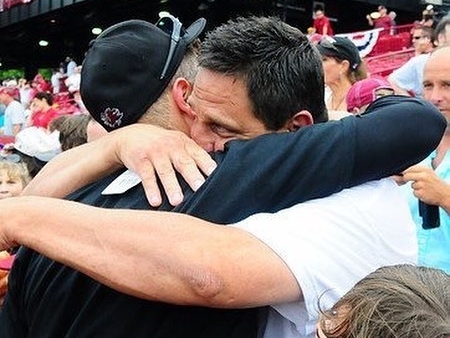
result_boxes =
[100,131,124,172]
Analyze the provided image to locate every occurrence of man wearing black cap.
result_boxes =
[0,15,445,338]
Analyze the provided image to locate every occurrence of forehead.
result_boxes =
[0,169,16,179]
[426,48,450,73]
[192,68,253,113]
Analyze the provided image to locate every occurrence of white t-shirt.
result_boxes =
[232,178,418,338]
[4,100,26,136]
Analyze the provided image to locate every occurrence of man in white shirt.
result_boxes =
[0,87,26,136]
[233,178,417,337]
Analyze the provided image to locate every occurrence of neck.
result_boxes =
[433,133,450,167]
[328,83,351,111]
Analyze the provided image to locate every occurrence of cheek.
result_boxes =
[189,121,213,147]
[323,64,338,82]
[10,183,24,196]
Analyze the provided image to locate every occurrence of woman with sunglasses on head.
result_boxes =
[317,36,367,112]
[316,264,450,338]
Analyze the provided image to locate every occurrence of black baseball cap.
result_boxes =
[316,36,362,71]
[80,16,206,131]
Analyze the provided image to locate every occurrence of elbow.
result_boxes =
[184,266,239,308]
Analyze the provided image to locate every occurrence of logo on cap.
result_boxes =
[101,107,124,129]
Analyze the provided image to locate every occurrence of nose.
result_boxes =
[189,130,215,152]
[191,132,228,153]
[212,139,227,152]
[426,87,444,106]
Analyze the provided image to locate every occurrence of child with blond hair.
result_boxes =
[0,160,30,305]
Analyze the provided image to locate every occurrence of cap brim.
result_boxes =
[0,254,15,270]
[184,17,206,44]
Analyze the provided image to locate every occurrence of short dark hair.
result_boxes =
[417,25,435,43]
[51,114,90,151]
[434,15,450,40]
[199,15,327,130]
[33,91,54,106]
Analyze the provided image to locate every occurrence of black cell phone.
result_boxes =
[418,200,440,229]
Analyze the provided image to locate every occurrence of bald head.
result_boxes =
[423,44,450,123]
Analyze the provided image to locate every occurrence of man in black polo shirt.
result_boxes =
[0,15,445,338]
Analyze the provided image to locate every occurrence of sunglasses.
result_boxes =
[374,87,395,100]
[156,14,183,80]
[319,37,339,52]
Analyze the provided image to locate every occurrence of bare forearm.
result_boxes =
[5,196,298,308]
[387,77,412,96]
[23,134,123,198]
[12,124,21,136]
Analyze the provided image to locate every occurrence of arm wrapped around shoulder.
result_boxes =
[351,95,446,184]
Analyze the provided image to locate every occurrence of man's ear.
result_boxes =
[172,78,195,119]
[285,110,314,131]
[352,107,361,114]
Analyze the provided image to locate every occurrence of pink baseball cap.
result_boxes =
[0,86,20,99]
[346,77,394,112]
[0,254,15,270]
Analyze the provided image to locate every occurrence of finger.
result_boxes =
[153,158,184,207]
[194,150,217,177]
[182,140,217,177]
[138,165,163,207]
[391,175,406,185]
[172,153,208,192]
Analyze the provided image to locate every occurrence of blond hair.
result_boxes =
[0,161,31,187]
[319,264,450,338]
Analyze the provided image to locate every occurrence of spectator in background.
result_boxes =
[313,8,333,36]
[27,91,60,130]
[317,264,450,338]
[306,26,323,44]
[50,68,63,94]
[0,87,26,137]
[3,126,61,177]
[17,78,33,109]
[0,159,30,199]
[65,65,81,94]
[411,25,435,56]
[0,159,31,305]
[420,5,437,29]
[366,5,393,34]
[317,36,367,112]
[346,77,395,114]
[395,44,450,274]
[65,56,77,77]
[49,114,90,151]
[388,16,450,98]
[388,10,397,35]
[434,15,450,47]
[31,73,50,93]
